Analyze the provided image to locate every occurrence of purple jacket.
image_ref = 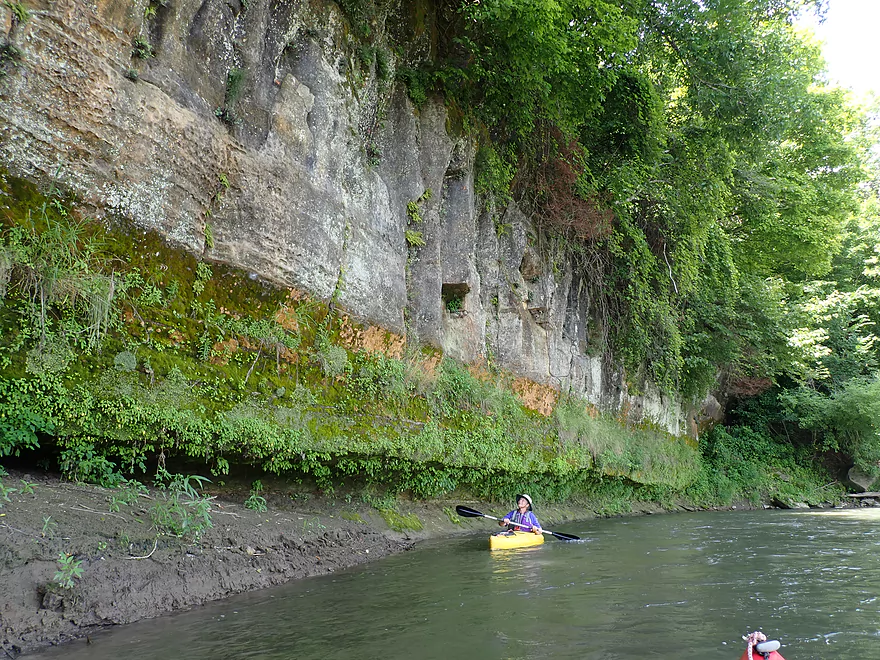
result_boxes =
[504,510,541,531]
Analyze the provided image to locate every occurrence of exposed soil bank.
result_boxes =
[1,468,419,658]
[0,468,603,657]
[0,467,812,658]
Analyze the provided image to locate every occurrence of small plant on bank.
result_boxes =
[150,469,213,541]
[396,67,430,107]
[192,261,212,295]
[41,516,57,538]
[0,479,16,505]
[19,479,35,495]
[0,196,118,352]
[245,480,268,512]
[143,0,168,20]
[108,478,147,512]
[216,68,245,125]
[316,342,349,379]
[0,43,22,69]
[404,191,432,249]
[224,68,245,104]
[356,44,375,71]
[59,443,124,488]
[108,494,124,513]
[375,48,391,81]
[406,190,432,225]
[443,506,462,525]
[53,553,84,589]
[214,106,239,124]
[113,350,137,372]
[474,145,515,208]
[365,142,381,168]
[406,201,421,223]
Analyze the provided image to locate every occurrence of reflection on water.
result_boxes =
[28,509,880,660]
[802,507,880,521]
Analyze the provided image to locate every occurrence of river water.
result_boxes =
[31,508,880,659]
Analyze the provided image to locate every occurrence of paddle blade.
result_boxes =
[455,505,485,518]
[549,531,580,541]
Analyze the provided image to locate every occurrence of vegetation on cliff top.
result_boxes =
[424,0,867,398]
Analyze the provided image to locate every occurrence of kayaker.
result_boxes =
[498,494,542,535]
[738,631,785,660]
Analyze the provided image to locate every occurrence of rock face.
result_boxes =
[0,0,683,434]
[845,466,876,492]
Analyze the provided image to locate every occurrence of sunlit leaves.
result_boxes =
[453,0,638,139]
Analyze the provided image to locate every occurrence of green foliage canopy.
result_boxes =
[444,0,864,400]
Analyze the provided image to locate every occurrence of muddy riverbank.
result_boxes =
[0,467,616,657]
[0,468,418,657]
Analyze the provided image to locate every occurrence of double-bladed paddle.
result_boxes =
[455,505,580,541]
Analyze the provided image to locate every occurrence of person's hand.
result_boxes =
[502,518,510,525]
[533,527,541,534]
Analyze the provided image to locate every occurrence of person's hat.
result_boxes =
[515,494,533,510]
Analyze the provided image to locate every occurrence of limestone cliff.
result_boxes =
[0,0,684,433]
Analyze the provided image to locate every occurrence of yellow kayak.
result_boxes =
[489,531,545,550]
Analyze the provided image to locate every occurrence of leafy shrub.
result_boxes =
[396,67,430,107]
[474,145,515,207]
[53,553,83,589]
[131,37,154,59]
[0,401,50,457]
[779,378,880,478]
[0,479,15,505]
[150,469,213,541]
[444,294,463,313]
[108,478,148,512]
[349,353,409,408]
[375,48,391,81]
[59,442,124,488]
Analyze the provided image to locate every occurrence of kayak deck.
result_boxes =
[489,531,545,550]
